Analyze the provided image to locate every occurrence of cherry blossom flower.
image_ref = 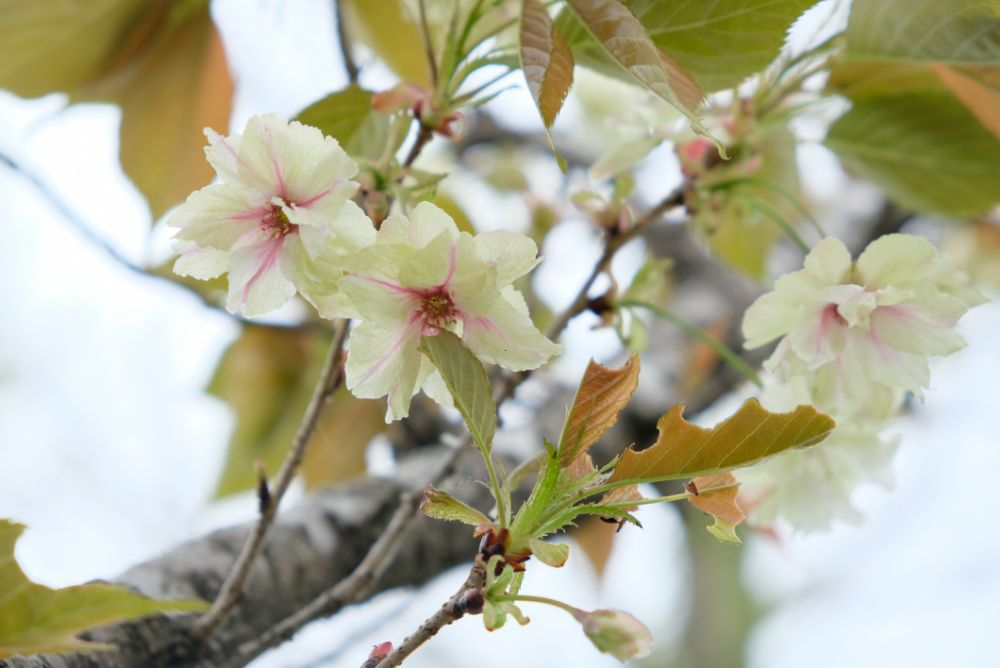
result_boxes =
[742,234,983,416]
[335,202,560,421]
[168,114,374,317]
[736,377,899,531]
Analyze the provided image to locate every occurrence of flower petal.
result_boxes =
[473,231,540,286]
[173,241,228,280]
[462,287,560,370]
[345,317,424,421]
[225,232,296,316]
[855,233,937,288]
[804,237,852,285]
[168,183,259,249]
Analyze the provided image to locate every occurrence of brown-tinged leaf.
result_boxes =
[573,516,618,578]
[0,520,206,659]
[932,63,1000,140]
[565,0,711,142]
[558,355,640,467]
[520,0,574,168]
[109,10,232,219]
[607,398,834,485]
[686,472,745,544]
[212,328,383,498]
[301,388,384,490]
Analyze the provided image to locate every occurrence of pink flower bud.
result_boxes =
[573,608,653,662]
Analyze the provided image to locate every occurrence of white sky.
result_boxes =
[0,1,998,666]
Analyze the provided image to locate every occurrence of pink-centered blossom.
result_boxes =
[167,114,374,317]
[335,202,560,421]
[742,234,983,416]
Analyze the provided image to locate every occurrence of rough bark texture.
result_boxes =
[0,448,488,668]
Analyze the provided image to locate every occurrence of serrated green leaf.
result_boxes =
[606,398,834,486]
[528,538,570,567]
[418,331,497,454]
[520,0,574,169]
[565,0,712,142]
[825,93,1000,218]
[420,487,491,526]
[0,520,206,659]
[558,356,640,467]
[627,0,820,92]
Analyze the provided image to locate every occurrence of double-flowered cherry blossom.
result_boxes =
[742,234,984,417]
[168,114,374,317]
[335,202,561,421]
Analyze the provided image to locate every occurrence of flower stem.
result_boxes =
[618,299,763,388]
[496,594,579,616]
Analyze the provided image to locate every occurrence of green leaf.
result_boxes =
[520,0,575,169]
[528,538,570,568]
[340,0,432,87]
[295,86,392,160]
[418,331,497,455]
[825,92,1000,218]
[0,520,206,659]
[606,398,834,486]
[420,487,491,526]
[564,0,712,143]
[557,356,640,467]
[627,0,821,92]
[830,0,1000,100]
[211,327,383,498]
[0,1,231,220]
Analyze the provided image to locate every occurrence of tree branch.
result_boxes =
[193,319,351,638]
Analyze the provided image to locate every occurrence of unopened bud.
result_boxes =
[573,609,653,662]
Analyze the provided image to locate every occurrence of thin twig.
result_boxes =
[0,150,319,333]
[334,0,360,84]
[373,559,487,668]
[194,319,353,638]
[224,492,423,666]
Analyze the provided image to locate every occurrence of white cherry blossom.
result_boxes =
[336,203,560,421]
[168,114,374,317]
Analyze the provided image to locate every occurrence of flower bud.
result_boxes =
[573,608,653,662]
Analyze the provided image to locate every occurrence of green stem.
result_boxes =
[483,451,510,526]
[618,300,763,388]
[497,594,580,616]
[744,196,812,254]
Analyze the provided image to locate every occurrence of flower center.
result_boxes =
[419,289,457,335]
[263,203,296,238]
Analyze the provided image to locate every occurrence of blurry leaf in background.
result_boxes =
[572,516,618,579]
[563,0,709,142]
[627,0,821,92]
[296,86,395,161]
[607,398,834,485]
[211,327,383,498]
[433,194,477,234]
[0,0,232,220]
[825,93,1000,219]
[685,472,745,544]
[340,0,431,87]
[0,520,206,659]
[690,127,800,278]
[830,0,1000,139]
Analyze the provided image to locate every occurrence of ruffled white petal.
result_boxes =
[462,287,560,370]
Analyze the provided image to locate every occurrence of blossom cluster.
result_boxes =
[738,235,984,529]
[168,115,559,421]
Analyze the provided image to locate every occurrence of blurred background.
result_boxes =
[1,1,998,666]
